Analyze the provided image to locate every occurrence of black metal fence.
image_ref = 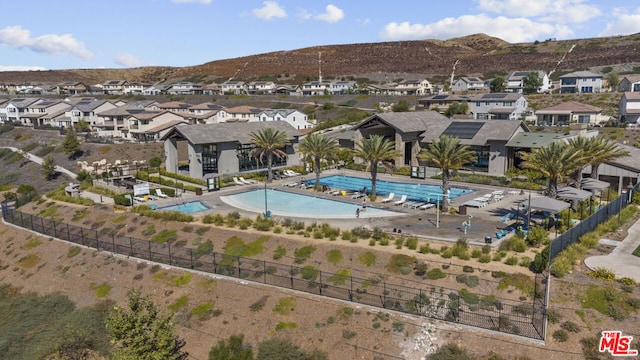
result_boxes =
[2,202,545,340]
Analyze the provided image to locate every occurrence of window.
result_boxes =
[202,144,218,173]
[237,144,287,172]
[578,115,590,124]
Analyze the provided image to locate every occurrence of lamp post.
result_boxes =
[264,181,270,218]
[436,194,441,229]
[618,190,626,225]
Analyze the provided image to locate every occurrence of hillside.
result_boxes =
[2,33,640,85]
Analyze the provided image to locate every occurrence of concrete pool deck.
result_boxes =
[146,169,534,247]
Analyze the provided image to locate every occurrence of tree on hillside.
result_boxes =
[606,71,620,91]
[105,288,188,360]
[353,135,399,201]
[418,135,476,211]
[586,137,629,180]
[298,133,339,191]
[490,76,505,92]
[523,72,543,94]
[41,155,57,180]
[249,127,288,183]
[209,334,254,360]
[61,128,82,159]
[443,101,469,117]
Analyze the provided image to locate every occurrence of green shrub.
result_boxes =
[504,256,519,266]
[588,267,616,281]
[293,245,316,264]
[478,254,492,263]
[560,321,581,333]
[552,329,569,342]
[341,230,353,241]
[202,214,225,226]
[385,254,415,274]
[404,237,418,250]
[426,268,446,280]
[550,257,573,278]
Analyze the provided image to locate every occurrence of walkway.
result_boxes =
[0,146,78,179]
[584,214,640,282]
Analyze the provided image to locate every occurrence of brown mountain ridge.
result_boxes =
[2,33,640,85]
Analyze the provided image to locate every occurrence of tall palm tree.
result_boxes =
[249,127,288,183]
[587,137,629,180]
[520,141,585,198]
[298,133,339,191]
[566,136,596,187]
[418,135,476,211]
[353,135,399,201]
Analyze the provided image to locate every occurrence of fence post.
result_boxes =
[237,256,241,278]
[148,241,152,261]
[383,282,387,307]
[52,219,56,238]
[213,252,217,273]
[168,243,172,265]
[30,214,34,230]
[67,223,71,241]
[263,260,267,284]
[129,237,134,256]
[41,217,45,233]
[319,271,323,295]
[80,227,85,246]
[189,248,193,269]
[418,289,422,315]
[290,265,294,288]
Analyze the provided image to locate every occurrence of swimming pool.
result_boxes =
[309,175,473,202]
[159,200,211,214]
[221,189,402,219]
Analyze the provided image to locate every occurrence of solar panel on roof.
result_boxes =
[514,71,529,76]
[433,95,448,99]
[483,93,507,99]
[441,121,484,139]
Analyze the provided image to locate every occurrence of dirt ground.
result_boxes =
[1,195,639,359]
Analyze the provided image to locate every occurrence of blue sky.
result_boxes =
[1,0,639,71]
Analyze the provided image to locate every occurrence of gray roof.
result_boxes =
[520,196,570,213]
[162,121,301,145]
[603,143,640,172]
[73,99,110,111]
[559,70,602,78]
[505,132,568,148]
[354,111,449,133]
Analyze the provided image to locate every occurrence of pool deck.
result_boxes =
[146,169,535,247]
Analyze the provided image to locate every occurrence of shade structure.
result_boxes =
[580,178,610,191]
[518,196,570,214]
[557,186,592,202]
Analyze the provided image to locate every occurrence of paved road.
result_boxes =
[1,146,78,179]
[584,213,640,282]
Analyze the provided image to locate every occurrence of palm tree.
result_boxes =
[298,133,339,191]
[520,141,585,198]
[566,136,596,187]
[587,137,629,180]
[249,127,288,183]
[418,135,476,211]
[353,135,399,201]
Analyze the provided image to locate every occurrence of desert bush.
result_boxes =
[426,268,446,280]
[552,329,569,342]
[588,267,616,281]
[550,256,573,278]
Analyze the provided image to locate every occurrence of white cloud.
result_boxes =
[380,14,574,43]
[314,4,344,23]
[114,53,146,68]
[0,26,93,59]
[477,0,600,23]
[171,0,212,4]
[599,8,640,37]
[252,1,287,20]
[357,18,371,26]
[0,65,47,71]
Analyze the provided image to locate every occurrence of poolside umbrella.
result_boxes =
[557,186,591,220]
[580,178,610,213]
[519,196,570,231]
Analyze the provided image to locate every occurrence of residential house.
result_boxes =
[102,80,128,95]
[417,94,471,113]
[20,100,71,127]
[123,82,150,95]
[328,80,357,95]
[559,71,603,93]
[470,93,529,120]
[275,84,302,96]
[535,101,608,126]
[352,112,528,176]
[361,83,396,95]
[201,83,221,95]
[186,102,223,124]
[64,98,117,128]
[129,111,188,142]
[220,81,247,95]
[394,79,432,95]
[258,109,314,129]
[15,83,39,94]
[56,82,88,95]
[451,77,486,93]
[167,82,203,95]
[619,92,640,124]
[94,107,132,138]
[247,81,276,95]
[162,121,301,178]
[143,85,167,96]
[217,106,262,123]
[506,71,551,93]
[301,81,330,96]
[0,98,43,123]
[618,75,640,92]
[151,101,193,114]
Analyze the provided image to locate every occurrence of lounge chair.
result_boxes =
[351,192,366,199]
[134,196,146,203]
[239,177,258,185]
[402,201,420,208]
[393,194,407,206]
[282,181,298,187]
[299,182,314,189]
[407,202,428,209]
[418,203,435,210]
[284,169,301,177]
[155,189,169,198]
[380,192,395,203]
[233,177,245,186]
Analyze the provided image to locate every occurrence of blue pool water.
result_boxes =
[221,189,401,219]
[160,200,210,214]
[310,175,473,202]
